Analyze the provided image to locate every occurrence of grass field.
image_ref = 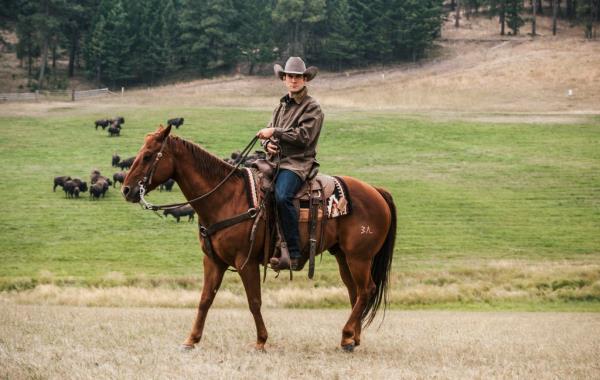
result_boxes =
[0,106,599,310]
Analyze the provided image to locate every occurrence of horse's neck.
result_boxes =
[171,139,245,224]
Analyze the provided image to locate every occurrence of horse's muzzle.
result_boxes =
[121,185,141,203]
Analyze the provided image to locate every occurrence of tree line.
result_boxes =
[453,0,599,36]
[1,0,598,90]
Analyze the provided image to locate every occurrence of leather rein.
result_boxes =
[138,135,259,212]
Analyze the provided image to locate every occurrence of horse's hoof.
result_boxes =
[180,344,195,352]
[341,343,355,352]
[255,344,266,353]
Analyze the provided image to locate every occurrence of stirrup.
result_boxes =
[270,257,301,271]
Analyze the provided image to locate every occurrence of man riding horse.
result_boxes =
[256,57,324,271]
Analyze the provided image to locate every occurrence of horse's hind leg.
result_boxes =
[333,250,362,347]
[339,255,375,352]
[182,255,228,349]
[238,262,268,351]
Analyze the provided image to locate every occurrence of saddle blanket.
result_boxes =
[327,176,351,218]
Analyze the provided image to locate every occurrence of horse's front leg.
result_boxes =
[182,255,228,349]
[237,260,268,351]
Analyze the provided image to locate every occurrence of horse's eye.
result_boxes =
[143,154,152,163]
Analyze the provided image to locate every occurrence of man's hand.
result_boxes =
[265,141,279,155]
[257,127,275,139]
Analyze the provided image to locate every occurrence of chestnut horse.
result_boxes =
[121,125,396,352]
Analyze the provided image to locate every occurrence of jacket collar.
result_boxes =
[281,86,308,105]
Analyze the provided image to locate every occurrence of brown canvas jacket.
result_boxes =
[266,86,324,181]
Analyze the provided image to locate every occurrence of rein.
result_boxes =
[138,135,259,212]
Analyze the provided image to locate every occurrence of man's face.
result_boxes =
[284,73,305,94]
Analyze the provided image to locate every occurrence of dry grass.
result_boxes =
[1,303,599,379]
[2,261,598,309]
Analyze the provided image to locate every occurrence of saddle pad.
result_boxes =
[326,176,351,218]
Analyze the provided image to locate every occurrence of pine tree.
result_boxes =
[84,0,132,86]
[272,0,326,58]
[578,0,600,38]
[234,0,275,75]
[319,0,356,70]
[16,1,40,86]
[505,0,524,34]
[180,0,207,71]
[393,0,444,61]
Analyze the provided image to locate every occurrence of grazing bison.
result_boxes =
[111,116,125,126]
[53,175,72,192]
[90,179,109,199]
[113,171,127,187]
[108,125,120,137]
[71,178,88,192]
[117,156,135,170]
[91,171,113,186]
[112,153,120,167]
[159,178,175,192]
[163,205,195,222]
[63,180,81,198]
[167,117,184,129]
[90,169,101,184]
[94,119,111,130]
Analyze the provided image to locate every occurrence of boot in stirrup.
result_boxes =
[270,242,291,270]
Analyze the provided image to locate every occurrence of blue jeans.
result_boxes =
[274,169,303,259]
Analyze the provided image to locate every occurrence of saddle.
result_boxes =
[248,160,351,279]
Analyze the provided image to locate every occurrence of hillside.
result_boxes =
[1,15,599,118]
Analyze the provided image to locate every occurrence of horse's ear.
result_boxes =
[158,124,172,141]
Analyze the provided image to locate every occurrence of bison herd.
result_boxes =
[94,116,125,137]
[94,116,184,137]
[54,152,193,222]
[55,115,194,224]
[53,168,116,200]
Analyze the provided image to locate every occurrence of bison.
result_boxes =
[91,170,112,186]
[163,205,195,222]
[112,153,120,167]
[159,178,175,192]
[113,171,127,187]
[94,119,111,130]
[71,178,88,192]
[63,180,80,198]
[90,179,109,199]
[117,156,135,170]
[167,117,184,129]
[53,175,72,192]
[90,169,101,184]
[108,125,120,137]
[111,116,125,126]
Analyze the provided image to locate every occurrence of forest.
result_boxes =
[0,0,598,89]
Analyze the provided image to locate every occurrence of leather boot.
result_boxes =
[270,242,290,270]
[270,257,301,271]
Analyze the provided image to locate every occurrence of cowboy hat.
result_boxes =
[274,57,318,82]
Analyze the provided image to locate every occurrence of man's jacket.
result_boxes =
[266,86,324,181]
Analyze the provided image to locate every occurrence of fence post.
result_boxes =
[35,90,39,101]
[121,87,124,97]
[71,89,75,102]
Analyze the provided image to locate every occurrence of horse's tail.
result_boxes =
[362,187,397,328]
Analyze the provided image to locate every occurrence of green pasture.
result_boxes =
[0,107,598,309]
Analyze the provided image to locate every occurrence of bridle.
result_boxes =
[137,135,259,212]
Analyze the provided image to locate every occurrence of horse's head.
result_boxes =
[122,125,174,203]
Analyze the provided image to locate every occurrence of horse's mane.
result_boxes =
[169,135,244,181]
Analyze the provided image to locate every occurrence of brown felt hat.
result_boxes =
[274,57,318,82]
